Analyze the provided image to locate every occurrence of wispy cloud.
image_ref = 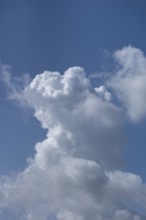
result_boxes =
[0,63,31,107]
[0,47,146,219]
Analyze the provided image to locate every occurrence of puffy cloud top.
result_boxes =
[24,67,123,169]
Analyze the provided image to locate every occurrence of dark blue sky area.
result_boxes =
[0,0,146,75]
[0,0,146,179]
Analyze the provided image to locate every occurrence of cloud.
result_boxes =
[0,48,146,219]
[0,63,31,108]
[23,67,123,170]
[108,46,146,122]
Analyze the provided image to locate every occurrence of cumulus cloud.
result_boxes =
[0,47,146,219]
[108,46,146,122]
[23,67,123,169]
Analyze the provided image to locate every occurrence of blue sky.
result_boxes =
[0,1,146,219]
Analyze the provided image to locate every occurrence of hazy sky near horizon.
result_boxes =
[0,1,146,219]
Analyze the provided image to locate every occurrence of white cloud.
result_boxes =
[0,51,146,219]
[24,67,123,169]
[108,46,146,122]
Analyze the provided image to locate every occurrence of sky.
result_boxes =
[0,1,146,219]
